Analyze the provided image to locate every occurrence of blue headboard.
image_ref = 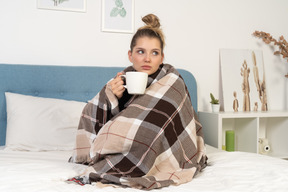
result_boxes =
[0,64,197,146]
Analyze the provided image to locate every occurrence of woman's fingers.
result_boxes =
[110,72,125,98]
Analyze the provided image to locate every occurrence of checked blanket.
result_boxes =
[69,64,207,189]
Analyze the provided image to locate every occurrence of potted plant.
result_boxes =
[210,93,220,112]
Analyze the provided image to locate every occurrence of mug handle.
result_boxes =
[120,74,127,89]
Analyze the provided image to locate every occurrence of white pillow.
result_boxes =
[5,92,86,151]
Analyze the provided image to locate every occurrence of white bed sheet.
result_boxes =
[0,145,288,192]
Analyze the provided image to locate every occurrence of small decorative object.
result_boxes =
[233,91,239,112]
[225,130,235,152]
[252,51,268,111]
[210,93,220,112]
[253,31,288,78]
[240,60,251,111]
[254,102,258,111]
[258,138,270,155]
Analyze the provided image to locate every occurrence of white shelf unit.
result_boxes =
[198,111,288,158]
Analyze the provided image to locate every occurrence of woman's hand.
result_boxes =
[109,72,125,99]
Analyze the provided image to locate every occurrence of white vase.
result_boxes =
[211,104,220,112]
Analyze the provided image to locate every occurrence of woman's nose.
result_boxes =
[144,54,151,62]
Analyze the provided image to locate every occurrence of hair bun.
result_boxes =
[142,14,161,28]
[130,13,165,53]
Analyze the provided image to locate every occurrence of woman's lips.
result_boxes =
[141,65,151,70]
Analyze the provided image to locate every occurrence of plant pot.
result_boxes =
[211,104,220,112]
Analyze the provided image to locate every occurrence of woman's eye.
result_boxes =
[152,51,159,56]
[137,50,144,54]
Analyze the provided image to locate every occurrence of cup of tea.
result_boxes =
[121,72,148,94]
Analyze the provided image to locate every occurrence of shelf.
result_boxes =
[201,111,288,118]
[199,111,288,159]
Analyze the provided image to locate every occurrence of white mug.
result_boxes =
[121,72,148,94]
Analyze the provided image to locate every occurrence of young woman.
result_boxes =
[69,14,207,190]
[109,14,165,99]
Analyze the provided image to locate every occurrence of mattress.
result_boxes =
[0,145,288,192]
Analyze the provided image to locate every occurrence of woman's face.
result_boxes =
[128,36,164,75]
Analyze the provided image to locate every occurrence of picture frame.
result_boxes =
[37,0,87,13]
[102,0,134,33]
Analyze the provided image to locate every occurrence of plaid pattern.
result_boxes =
[69,64,207,189]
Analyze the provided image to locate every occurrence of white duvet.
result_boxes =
[0,145,288,192]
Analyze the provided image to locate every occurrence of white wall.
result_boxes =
[1,0,288,111]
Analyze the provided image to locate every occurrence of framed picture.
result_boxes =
[102,0,134,33]
[37,0,87,13]
[220,49,268,112]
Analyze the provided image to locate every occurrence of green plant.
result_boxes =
[210,93,219,104]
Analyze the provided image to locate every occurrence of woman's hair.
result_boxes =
[130,14,165,54]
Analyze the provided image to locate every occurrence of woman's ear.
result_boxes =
[161,52,165,63]
[128,50,133,63]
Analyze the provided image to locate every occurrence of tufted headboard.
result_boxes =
[0,64,197,146]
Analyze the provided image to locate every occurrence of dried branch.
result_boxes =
[253,31,288,77]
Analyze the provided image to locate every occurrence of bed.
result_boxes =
[1,63,288,192]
